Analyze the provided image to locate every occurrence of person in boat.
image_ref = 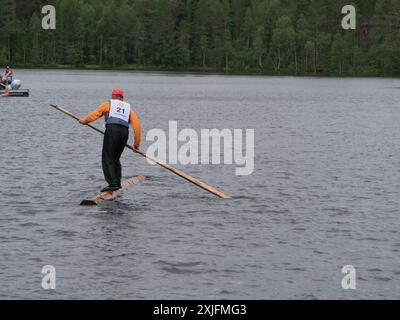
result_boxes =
[79,89,141,192]
[0,79,21,96]
[1,65,13,84]
[4,65,13,78]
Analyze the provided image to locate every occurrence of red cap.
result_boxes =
[112,88,124,98]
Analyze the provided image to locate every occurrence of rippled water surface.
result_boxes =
[0,70,399,299]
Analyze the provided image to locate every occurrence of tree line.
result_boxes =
[0,0,399,76]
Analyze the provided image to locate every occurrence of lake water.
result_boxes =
[0,70,399,299]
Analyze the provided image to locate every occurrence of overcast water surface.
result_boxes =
[0,70,399,299]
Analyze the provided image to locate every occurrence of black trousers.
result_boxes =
[102,124,129,187]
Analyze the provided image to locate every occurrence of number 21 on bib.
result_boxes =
[109,99,131,123]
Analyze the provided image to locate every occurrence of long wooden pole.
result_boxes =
[49,104,231,199]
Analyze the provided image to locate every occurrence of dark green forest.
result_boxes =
[0,0,399,75]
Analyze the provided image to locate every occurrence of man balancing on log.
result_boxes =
[79,88,141,193]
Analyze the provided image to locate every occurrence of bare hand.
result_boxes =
[79,119,87,125]
[133,144,140,151]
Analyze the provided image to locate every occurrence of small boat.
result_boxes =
[80,176,147,206]
[0,89,29,97]
[0,79,29,97]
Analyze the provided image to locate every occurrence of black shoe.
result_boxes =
[101,186,112,192]
[101,185,121,193]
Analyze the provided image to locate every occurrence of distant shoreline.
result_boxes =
[9,64,398,78]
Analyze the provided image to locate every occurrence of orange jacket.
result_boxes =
[81,101,141,146]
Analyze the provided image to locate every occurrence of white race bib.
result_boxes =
[109,99,131,123]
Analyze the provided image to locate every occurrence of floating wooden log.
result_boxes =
[80,176,147,206]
